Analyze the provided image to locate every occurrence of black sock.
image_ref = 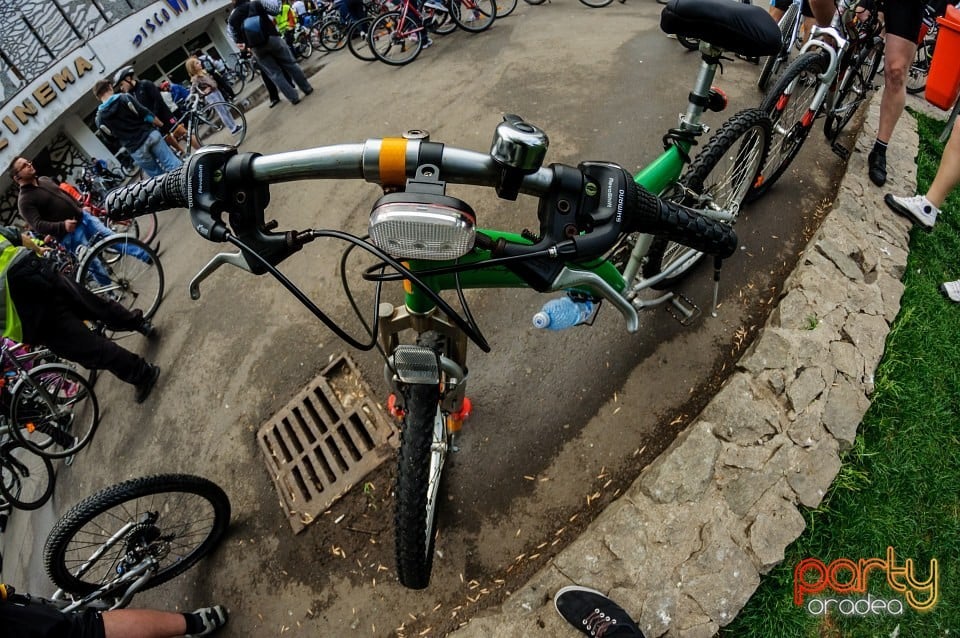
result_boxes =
[183,612,204,634]
[872,139,888,156]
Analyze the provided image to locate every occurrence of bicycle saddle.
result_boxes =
[660,0,782,58]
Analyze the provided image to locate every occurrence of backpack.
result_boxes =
[242,3,270,47]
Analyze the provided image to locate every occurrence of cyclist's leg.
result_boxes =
[129,137,163,178]
[147,130,183,174]
[271,39,313,94]
[806,0,835,27]
[877,34,920,145]
[62,225,111,286]
[80,212,152,262]
[255,49,299,102]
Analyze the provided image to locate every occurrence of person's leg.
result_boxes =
[255,47,300,102]
[272,40,313,94]
[146,129,183,174]
[38,310,150,385]
[258,61,281,105]
[129,138,163,177]
[205,89,239,132]
[80,212,152,262]
[100,605,228,638]
[927,115,960,207]
[805,0,834,27]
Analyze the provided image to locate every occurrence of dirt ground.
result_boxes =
[5,2,849,636]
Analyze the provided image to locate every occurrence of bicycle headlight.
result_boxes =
[369,193,476,261]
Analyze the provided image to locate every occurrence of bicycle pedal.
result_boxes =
[831,142,850,160]
[667,293,701,326]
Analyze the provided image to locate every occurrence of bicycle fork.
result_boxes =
[377,303,471,450]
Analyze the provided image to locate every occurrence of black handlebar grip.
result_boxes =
[630,184,738,259]
[105,166,189,220]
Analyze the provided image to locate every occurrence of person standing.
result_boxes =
[112,66,183,157]
[185,57,243,135]
[93,79,182,178]
[226,0,314,105]
[0,220,160,403]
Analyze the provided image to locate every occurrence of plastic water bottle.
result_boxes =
[532,297,595,330]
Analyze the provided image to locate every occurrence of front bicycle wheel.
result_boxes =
[824,42,883,140]
[347,16,378,61]
[78,235,164,321]
[319,19,348,51]
[747,51,825,202]
[196,101,246,147]
[370,12,424,66]
[44,474,231,596]
[10,364,99,460]
[906,39,932,94]
[0,441,55,510]
[643,108,772,287]
[450,0,496,32]
[394,336,447,589]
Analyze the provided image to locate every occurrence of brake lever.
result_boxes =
[188,251,252,300]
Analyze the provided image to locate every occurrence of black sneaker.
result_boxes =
[269,99,280,108]
[137,319,158,340]
[868,148,887,186]
[186,605,229,637]
[554,586,644,637]
[135,364,160,404]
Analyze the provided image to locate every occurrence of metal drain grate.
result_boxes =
[257,353,398,534]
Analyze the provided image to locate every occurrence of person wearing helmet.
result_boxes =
[113,66,184,156]
[93,77,182,178]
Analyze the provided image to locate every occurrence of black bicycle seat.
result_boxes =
[660,0,782,58]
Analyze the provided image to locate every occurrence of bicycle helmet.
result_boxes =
[112,65,135,88]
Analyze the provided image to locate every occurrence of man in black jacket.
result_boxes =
[226,0,314,105]
[113,67,184,156]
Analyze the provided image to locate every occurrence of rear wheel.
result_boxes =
[44,475,231,596]
[196,101,246,147]
[747,51,824,202]
[347,16,378,61]
[450,0,496,32]
[318,19,347,51]
[78,235,164,322]
[824,43,883,140]
[906,36,934,94]
[643,108,772,287]
[0,441,55,510]
[9,364,99,460]
[370,12,424,66]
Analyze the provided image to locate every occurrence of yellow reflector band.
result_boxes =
[380,138,407,187]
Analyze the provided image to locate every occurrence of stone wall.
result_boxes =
[451,94,920,637]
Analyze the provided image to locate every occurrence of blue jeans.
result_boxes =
[61,212,152,284]
[130,129,182,178]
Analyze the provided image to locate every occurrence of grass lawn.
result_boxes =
[720,110,960,637]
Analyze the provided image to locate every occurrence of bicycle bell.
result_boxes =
[490,114,549,200]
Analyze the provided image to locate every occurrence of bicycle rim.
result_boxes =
[579,0,614,8]
[495,0,517,17]
[347,17,378,61]
[10,365,99,459]
[78,236,164,322]
[320,20,347,50]
[44,474,231,596]
[645,109,771,287]
[825,44,882,140]
[748,51,823,201]
[450,0,496,32]
[370,13,423,66]
[906,40,932,94]
[196,101,246,147]
[0,441,55,510]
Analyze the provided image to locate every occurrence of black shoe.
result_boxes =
[137,319,158,340]
[269,99,280,108]
[290,98,300,105]
[868,149,887,186]
[135,364,160,404]
[554,586,644,637]
[303,87,314,96]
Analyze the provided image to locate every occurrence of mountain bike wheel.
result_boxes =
[824,42,883,141]
[319,19,348,51]
[424,5,457,34]
[347,16,378,61]
[524,0,547,5]
[296,33,314,58]
[196,101,246,147]
[9,364,99,460]
[394,333,448,589]
[579,0,614,7]
[370,12,424,66]
[758,0,799,92]
[222,68,245,95]
[135,212,159,246]
[0,441,55,510]
[450,0,496,32]
[44,474,231,596]
[906,38,933,94]
[495,0,518,17]
[643,108,772,288]
[747,51,825,203]
[78,235,164,321]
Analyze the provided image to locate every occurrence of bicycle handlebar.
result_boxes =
[105,136,737,267]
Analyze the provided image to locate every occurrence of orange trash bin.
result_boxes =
[926,5,960,110]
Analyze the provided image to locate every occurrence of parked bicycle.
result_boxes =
[368,0,494,65]
[227,50,258,84]
[750,0,884,201]
[104,0,778,590]
[171,91,248,156]
[0,475,229,614]
[757,0,804,92]
[906,0,947,95]
[0,438,55,510]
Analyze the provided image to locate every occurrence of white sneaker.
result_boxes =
[941,280,960,303]
[884,193,939,231]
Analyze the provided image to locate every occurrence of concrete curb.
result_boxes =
[448,93,923,637]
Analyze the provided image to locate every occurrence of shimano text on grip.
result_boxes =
[631,185,737,259]
[106,166,188,220]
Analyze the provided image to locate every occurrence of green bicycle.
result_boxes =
[107,0,780,590]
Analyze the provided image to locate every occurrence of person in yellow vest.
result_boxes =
[275,0,298,56]
[0,223,160,403]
